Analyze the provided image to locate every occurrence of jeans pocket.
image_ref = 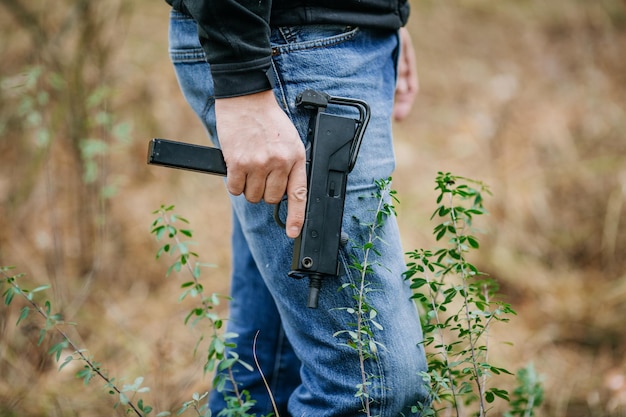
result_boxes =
[271,25,360,56]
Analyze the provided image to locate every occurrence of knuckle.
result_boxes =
[227,183,243,196]
[264,194,282,204]
[290,186,307,203]
[245,191,262,203]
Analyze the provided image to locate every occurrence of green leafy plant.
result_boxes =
[1,266,163,416]
[333,173,541,417]
[0,204,274,417]
[404,172,539,416]
[150,205,263,417]
[504,364,544,417]
[2,173,543,417]
[334,177,398,416]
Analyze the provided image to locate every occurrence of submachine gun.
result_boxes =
[147,89,371,308]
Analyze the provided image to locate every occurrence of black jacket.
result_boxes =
[166,0,410,98]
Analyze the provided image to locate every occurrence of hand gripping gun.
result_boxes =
[147,89,370,308]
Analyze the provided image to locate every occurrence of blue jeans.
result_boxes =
[168,10,428,416]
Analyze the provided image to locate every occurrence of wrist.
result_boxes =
[216,90,277,111]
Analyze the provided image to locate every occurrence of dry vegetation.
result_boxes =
[0,0,625,416]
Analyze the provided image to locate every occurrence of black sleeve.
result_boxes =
[182,0,273,98]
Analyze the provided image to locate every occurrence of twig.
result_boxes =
[252,331,280,417]
[2,270,144,417]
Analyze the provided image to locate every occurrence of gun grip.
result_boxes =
[291,112,357,277]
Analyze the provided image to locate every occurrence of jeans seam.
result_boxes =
[278,26,296,44]
[169,49,206,63]
[269,59,290,113]
[269,326,288,415]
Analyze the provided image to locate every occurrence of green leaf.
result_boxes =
[467,235,480,249]
[371,320,383,331]
[410,278,428,289]
[31,284,50,294]
[80,138,108,158]
[59,355,74,372]
[37,328,47,346]
[166,262,182,276]
[491,387,510,401]
[237,358,254,372]
[485,390,495,403]
[16,306,30,325]
[435,227,447,241]
[112,121,132,143]
[48,340,68,362]
[3,287,16,305]
[138,398,153,413]
[153,225,166,239]
[211,337,226,355]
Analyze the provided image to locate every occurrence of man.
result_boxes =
[165,1,427,415]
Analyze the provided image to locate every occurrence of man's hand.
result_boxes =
[215,90,307,238]
[393,27,419,121]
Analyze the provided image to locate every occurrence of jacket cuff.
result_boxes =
[210,57,273,98]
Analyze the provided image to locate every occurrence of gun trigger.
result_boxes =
[288,271,306,280]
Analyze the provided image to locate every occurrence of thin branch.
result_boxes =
[252,331,280,417]
[2,271,144,417]
[448,191,486,417]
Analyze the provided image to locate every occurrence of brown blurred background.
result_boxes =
[0,0,625,416]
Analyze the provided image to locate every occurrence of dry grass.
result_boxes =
[0,0,625,416]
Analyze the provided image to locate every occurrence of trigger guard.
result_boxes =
[273,196,288,229]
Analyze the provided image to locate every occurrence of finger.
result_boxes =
[393,99,412,121]
[242,170,267,203]
[264,169,288,204]
[396,76,408,95]
[226,169,246,196]
[402,37,419,95]
[285,159,308,238]
[394,28,419,121]
[394,77,414,120]
[393,71,418,121]
[397,52,409,82]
